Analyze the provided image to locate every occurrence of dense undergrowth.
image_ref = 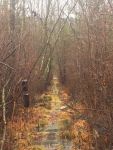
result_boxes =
[1,0,113,149]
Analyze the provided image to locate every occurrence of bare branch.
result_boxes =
[0,61,15,70]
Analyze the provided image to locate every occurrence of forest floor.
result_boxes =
[4,77,96,150]
[6,77,73,150]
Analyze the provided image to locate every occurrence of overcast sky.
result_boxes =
[24,0,78,18]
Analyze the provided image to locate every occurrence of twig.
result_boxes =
[0,61,15,70]
[66,104,110,112]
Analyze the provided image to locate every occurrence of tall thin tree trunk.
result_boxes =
[10,0,15,32]
[1,88,6,150]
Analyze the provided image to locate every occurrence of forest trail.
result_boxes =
[7,76,73,150]
[36,76,73,150]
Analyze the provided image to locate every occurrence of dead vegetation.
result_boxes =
[1,0,113,149]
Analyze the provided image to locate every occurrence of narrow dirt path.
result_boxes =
[38,76,73,150]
